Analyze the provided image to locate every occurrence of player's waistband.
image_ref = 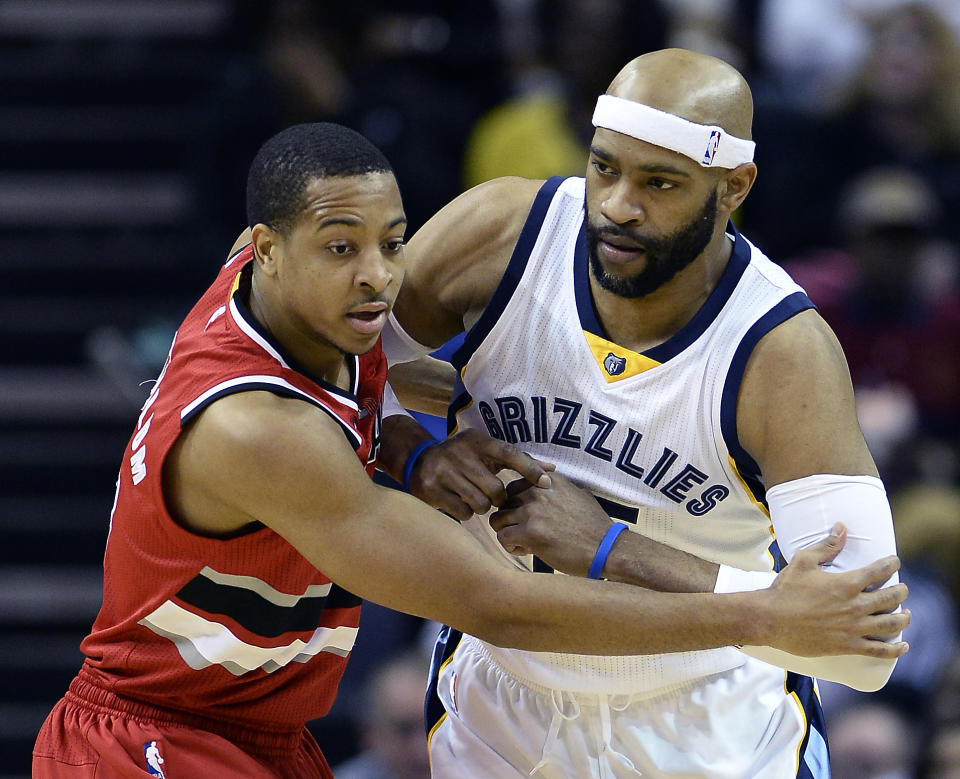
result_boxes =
[68,672,307,757]
[470,635,746,697]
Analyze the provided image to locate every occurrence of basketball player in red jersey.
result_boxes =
[33,123,908,778]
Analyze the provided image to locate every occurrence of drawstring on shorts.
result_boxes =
[529,691,641,778]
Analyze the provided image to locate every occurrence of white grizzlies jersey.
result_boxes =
[447,176,816,695]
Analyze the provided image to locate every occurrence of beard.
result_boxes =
[586,189,718,299]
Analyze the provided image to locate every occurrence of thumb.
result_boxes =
[804,522,847,566]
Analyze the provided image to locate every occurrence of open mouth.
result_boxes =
[346,306,388,335]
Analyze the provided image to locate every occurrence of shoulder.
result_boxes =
[166,390,363,534]
[397,177,547,342]
[180,391,351,471]
[747,308,845,376]
[741,309,849,416]
[414,176,545,248]
[738,310,876,482]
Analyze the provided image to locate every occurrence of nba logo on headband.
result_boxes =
[702,129,722,166]
[592,95,755,168]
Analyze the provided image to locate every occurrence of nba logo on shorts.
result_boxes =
[143,741,166,777]
[702,130,722,165]
[604,352,627,376]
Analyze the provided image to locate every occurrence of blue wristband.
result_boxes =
[587,522,628,580]
[401,439,440,493]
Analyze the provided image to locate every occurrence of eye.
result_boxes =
[384,238,405,254]
[648,178,677,191]
[591,159,616,176]
[327,242,354,256]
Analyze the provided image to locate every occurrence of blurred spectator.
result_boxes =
[756,0,960,110]
[344,1,508,230]
[919,720,960,779]
[828,699,920,779]
[333,651,432,779]
[659,0,752,71]
[917,651,960,777]
[462,0,668,187]
[747,2,960,257]
[783,167,960,482]
[242,1,508,232]
[823,4,960,241]
[892,483,960,626]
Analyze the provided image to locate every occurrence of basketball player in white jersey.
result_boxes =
[382,49,906,777]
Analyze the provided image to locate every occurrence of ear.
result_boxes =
[250,223,282,277]
[718,162,757,215]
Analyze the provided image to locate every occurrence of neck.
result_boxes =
[591,233,733,353]
[248,273,350,388]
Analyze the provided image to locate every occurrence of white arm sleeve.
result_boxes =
[381,380,413,421]
[730,474,901,691]
[381,311,435,366]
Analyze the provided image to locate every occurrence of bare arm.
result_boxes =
[731,309,902,690]
[387,357,458,417]
[162,391,907,658]
[392,176,545,346]
[737,309,878,483]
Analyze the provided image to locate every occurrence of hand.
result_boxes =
[409,429,555,521]
[761,525,910,658]
[489,473,612,573]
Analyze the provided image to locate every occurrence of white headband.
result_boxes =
[592,94,755,169]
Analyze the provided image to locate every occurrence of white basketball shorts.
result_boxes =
[426,630,829,779]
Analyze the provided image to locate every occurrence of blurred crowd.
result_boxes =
[194,1,960,776]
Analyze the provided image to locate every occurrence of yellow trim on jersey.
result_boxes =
[426,638,462,767]
[230,271,243,298]
[584,330,660,382]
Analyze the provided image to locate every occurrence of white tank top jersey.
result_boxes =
[446,176,816,696]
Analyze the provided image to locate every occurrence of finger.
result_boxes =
[443,459,515,508]
[429,490,477,523]
[861,582,909,613]
[798,523,847,566]
[505,477,537,499]
[860,609,911,639]
[426,462,507,514]
[849,639,910,659]
[488,508,516,533]
[495,524,532,557]
[850,556,902,592]
[483,440,553,488]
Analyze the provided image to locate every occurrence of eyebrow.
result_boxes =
[589,146,692,178]
[315,214,408,230]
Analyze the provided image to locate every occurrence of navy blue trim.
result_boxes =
[575,224,752,366]
[573,223,601,335]
[425,625,463,736]
[231,264,360,404]
[446,372,471,436]
[449,176,566,375]
[787,672,830,778]
[719,291,815,504]
[176,576,359,639]
[181,382,363,452]
[646,225,751,363]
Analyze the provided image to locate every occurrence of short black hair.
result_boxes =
[246,122,394,233]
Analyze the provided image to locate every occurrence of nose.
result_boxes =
[356,248,394,293]
[600,180,645,226]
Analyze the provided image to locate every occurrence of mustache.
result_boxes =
[591,222,665,252]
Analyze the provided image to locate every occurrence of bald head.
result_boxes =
[608,48,753,139]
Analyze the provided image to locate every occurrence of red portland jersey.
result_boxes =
[78,244,386,731]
